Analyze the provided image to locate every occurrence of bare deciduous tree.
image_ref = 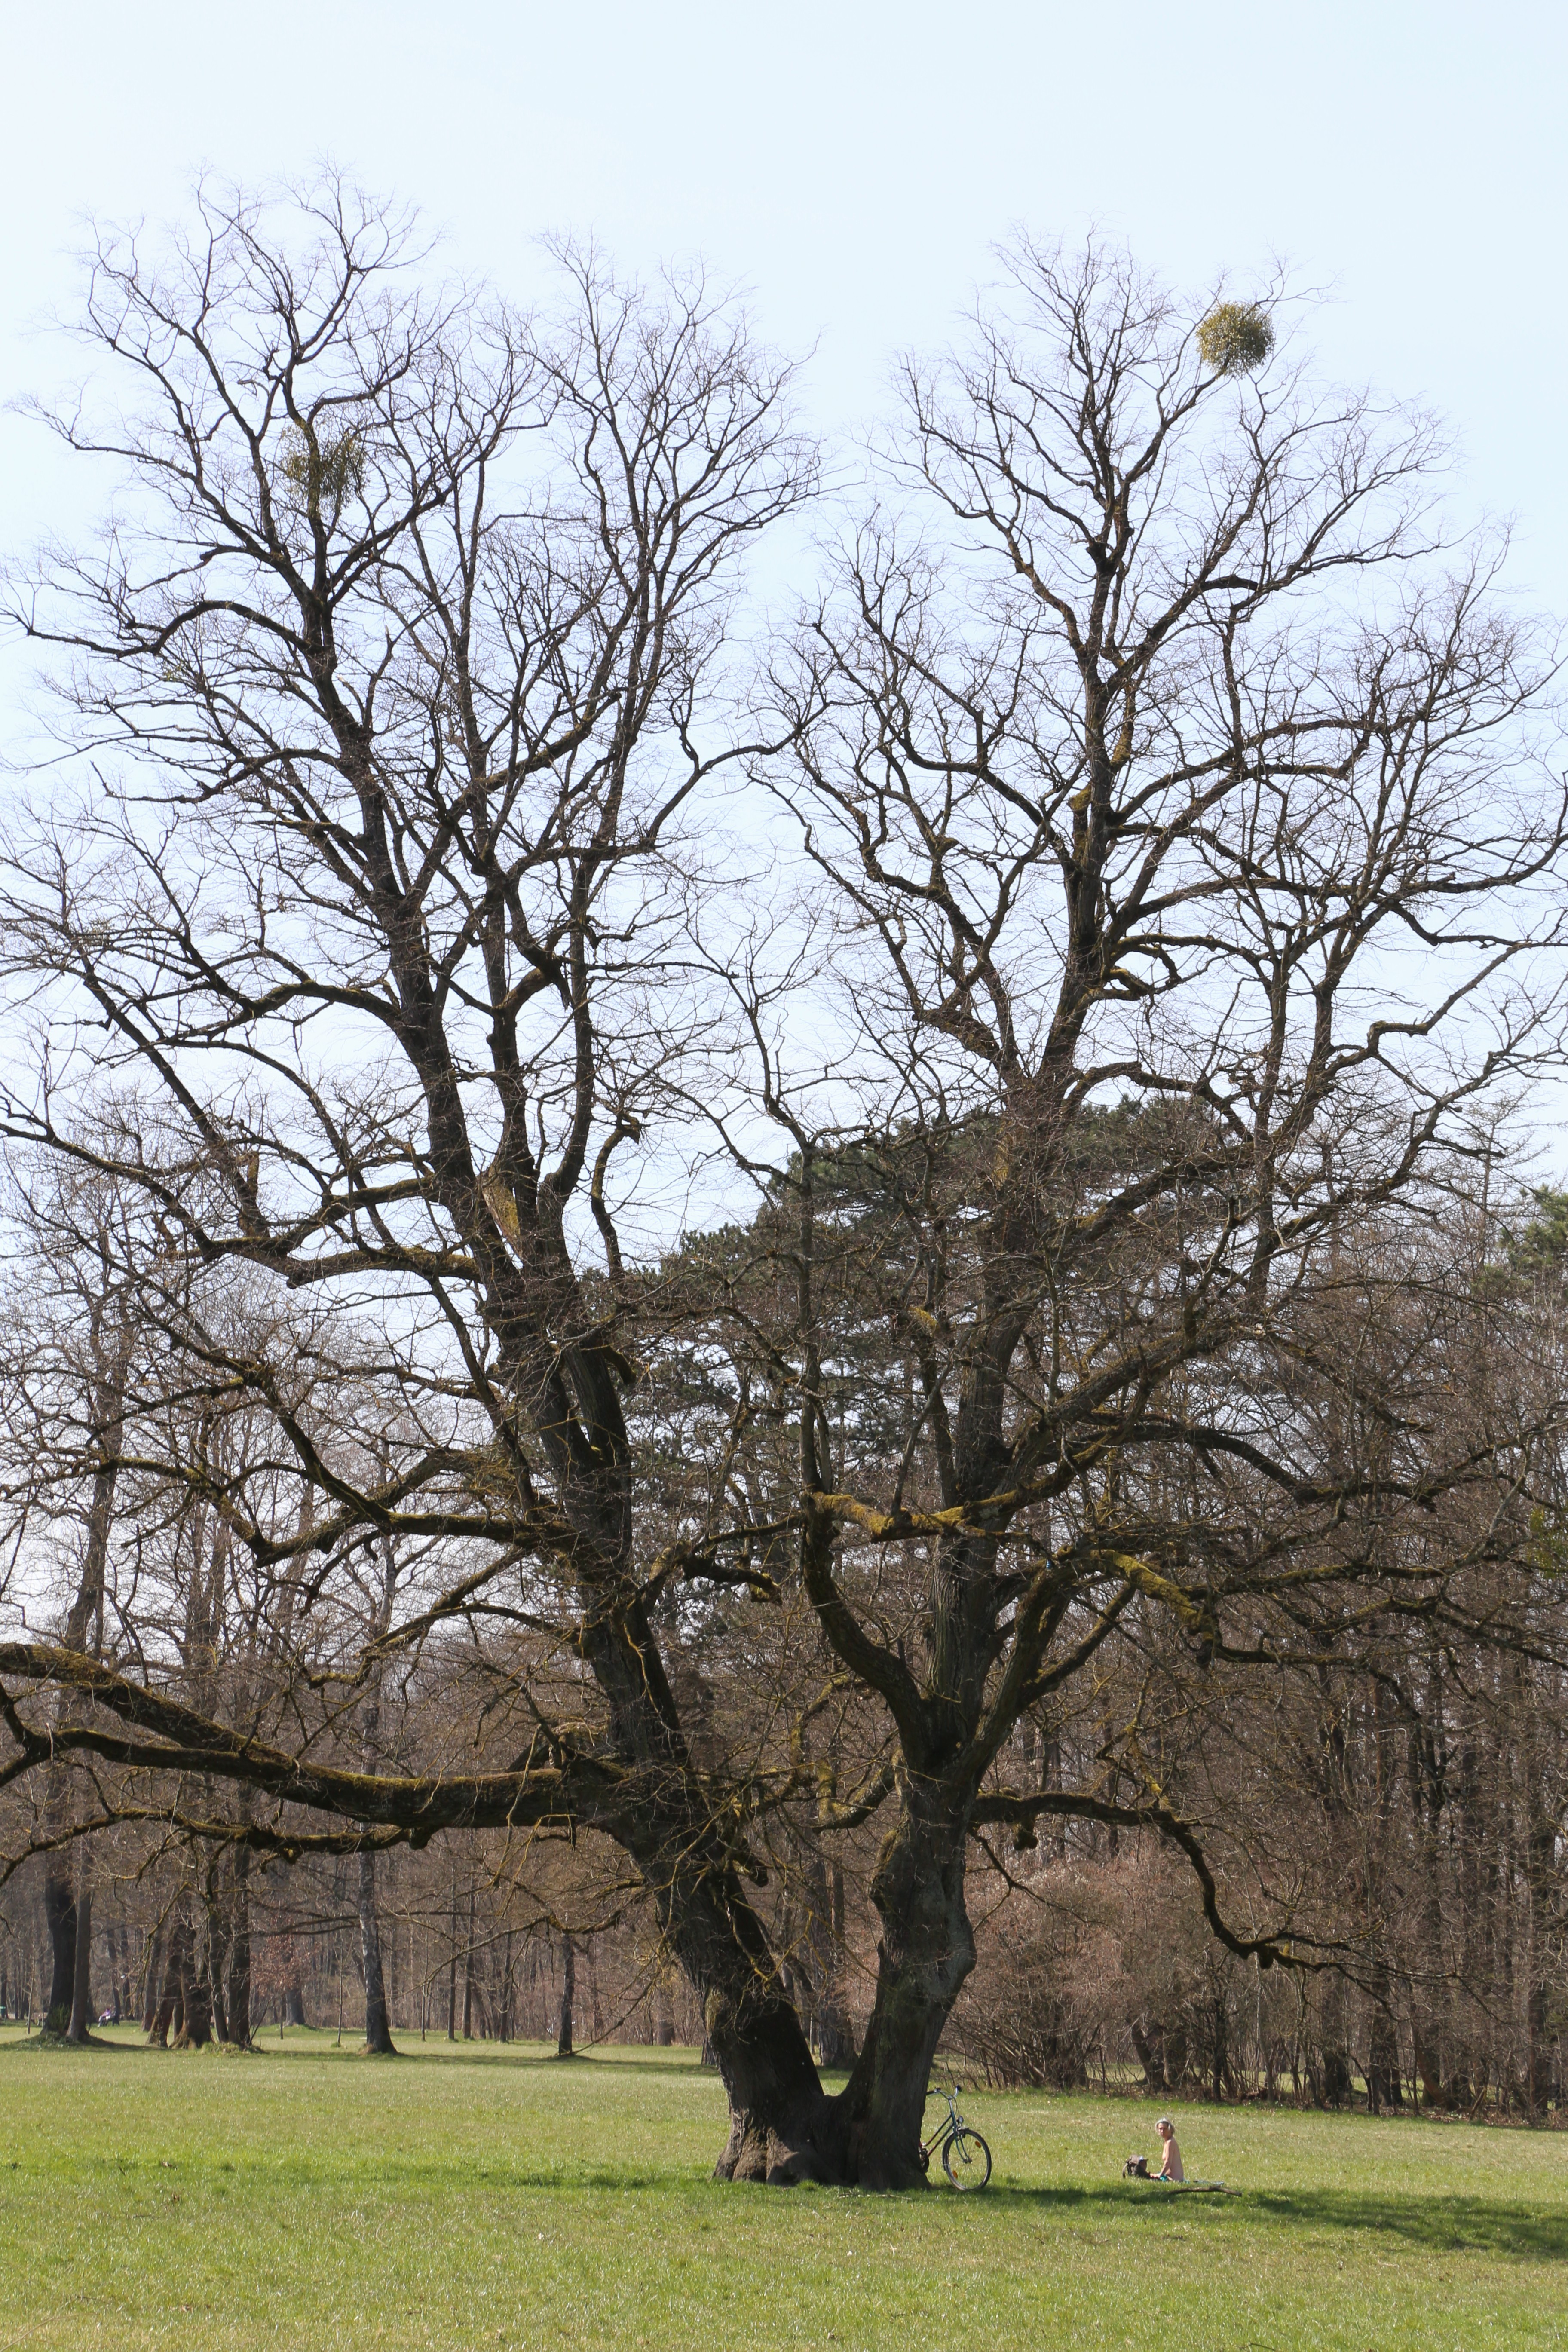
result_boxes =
[1,205,1565,2189]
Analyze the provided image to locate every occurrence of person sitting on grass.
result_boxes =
[1156,2117,1184,2183]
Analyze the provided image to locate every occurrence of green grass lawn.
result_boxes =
[0,2026,1563,2350]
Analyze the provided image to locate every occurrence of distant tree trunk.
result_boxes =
[462,1881,477,2040]
[174,1924,213,2048]
[1209,1993,1231,2102]
[653,1975,675,2046]
[150,1920,190,2046]
[66,1881,93,2044]
[556,1936,575,2058]
[1446,1730,1481,2108]
[358,1850,397,2054]
[1366,1967,1402,2113]
[446,1880,458,2042]
[801,1836,857,2068]
[499,1928,515,2044]
[42,1865,78,2037]
[1130,2020,1167,2093]
[1522,1699,1555,2118]
[40,1341,129,2038]
[1318,1980,1353,2108]
[206,1886,231,2047]
[227,1847,252,2048]
[356,1538,400,2056]
[141,1930,163,2034]
[283,1972,307,2028]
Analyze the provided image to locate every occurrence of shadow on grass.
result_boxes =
[309,2047,726,2082]
[980,2181,1568,2261]
[0,2035,738,2093]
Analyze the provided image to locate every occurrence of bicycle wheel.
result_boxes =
[942,2128,992,2189]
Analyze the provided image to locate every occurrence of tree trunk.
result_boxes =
[358,1849,397,2055]
[1366,1965,1402,2113]
[801,1837,857,2068]
[141,1931,163,2034]
[1523,1740,1555,2117]
[206,1896,231,2048]
[150,1920,190,2047]
[41,1856,77,2037]
[671,1780,976,2188]
[446,1881,458,2042]
[40,1350,127,2040]
[836,1798,976,2189]
[1131,2020,1167,2092]
[173,1930,213,2048]
[356,1535,399,2057]
[227,1847,252,2048]
[283,1972,307,2028]
[556,1935,575,2058]
[652,1974,674,2047]
[65,1881,93,2044]
[1318,1971,1353,2107]
[498,1928,513,2043]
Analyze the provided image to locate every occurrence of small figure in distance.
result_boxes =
[1156,2116,1185,2183]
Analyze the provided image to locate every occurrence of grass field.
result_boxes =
[0,2026,1563,2350]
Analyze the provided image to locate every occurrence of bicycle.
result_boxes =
[919,2079,992,2189]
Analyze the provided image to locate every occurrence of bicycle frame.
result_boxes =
[919,2080,968,2161]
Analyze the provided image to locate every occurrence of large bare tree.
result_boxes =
[1,206,1564,2188]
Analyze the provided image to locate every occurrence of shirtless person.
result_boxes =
[1155,2117,1185,2182]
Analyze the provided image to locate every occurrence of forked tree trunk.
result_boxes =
[359,1850,397,2055]
[653,1779,978,2186]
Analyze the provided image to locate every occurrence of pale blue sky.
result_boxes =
[3,0,1566,596]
